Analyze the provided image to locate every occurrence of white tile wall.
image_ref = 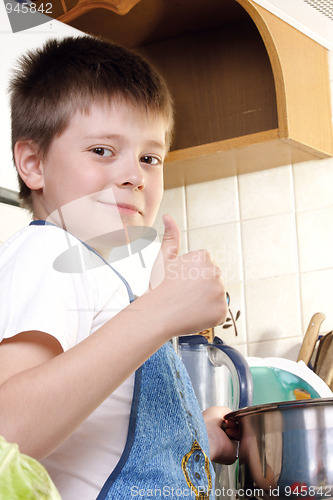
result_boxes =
[297,206,333,272]
[241,213,299,281]
[244,275,302,342]
[159,48,333,361]
[293,158,333,212]
[186,177,239,229]
[238,165,294,219]
[188,222,243,284]
[300,270,333,334]
[247,336,302,360]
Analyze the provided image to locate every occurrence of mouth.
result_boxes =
[98,201,142,216]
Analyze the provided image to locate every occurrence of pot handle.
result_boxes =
[212,343,253,408]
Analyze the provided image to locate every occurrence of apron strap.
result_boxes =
[29,220,136,303]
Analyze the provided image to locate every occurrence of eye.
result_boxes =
[141,155,162,166]
[90,147,113,158]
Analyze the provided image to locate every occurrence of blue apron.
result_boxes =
[97,342,215,499]
[30,221,215,499]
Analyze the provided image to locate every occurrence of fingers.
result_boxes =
[218,435,240,465]
[203,406,239,464]
[222,419,240,441]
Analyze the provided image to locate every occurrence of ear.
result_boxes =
[14,140,44,190]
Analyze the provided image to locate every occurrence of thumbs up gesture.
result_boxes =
[149,214,180,289]
[149,214,227,338]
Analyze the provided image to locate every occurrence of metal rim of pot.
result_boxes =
[225,396,333,421]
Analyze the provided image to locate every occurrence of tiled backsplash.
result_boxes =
[156,157,333,360]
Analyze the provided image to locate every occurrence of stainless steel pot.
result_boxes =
[226,398,333,499]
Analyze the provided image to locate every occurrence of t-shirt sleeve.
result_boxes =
[0,226,95,351]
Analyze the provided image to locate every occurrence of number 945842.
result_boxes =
[5,2,53,14]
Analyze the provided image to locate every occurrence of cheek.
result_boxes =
[146,181,164,219]
[44,167,101,210]
[57,163,106,198]
[155,186,164,208]
[149,171,163,197]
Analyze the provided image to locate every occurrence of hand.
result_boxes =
[202,406,239,465]
[149,215,228,337]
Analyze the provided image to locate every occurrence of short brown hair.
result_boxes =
[9,35,174,211]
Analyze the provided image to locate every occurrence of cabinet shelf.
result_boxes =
[164,129,322,189]
[57,0,333,187]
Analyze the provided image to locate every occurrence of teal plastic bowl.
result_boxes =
[250,366,321,405]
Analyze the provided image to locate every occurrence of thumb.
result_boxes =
[148,214,180,291]
[160,214,181,261]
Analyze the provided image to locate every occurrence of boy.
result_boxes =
[0,36,236,499]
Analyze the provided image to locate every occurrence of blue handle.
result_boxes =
[213,343,253,408]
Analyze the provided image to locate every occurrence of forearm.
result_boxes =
[0,290,171,460]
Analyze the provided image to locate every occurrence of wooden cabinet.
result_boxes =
[53,0,333,187]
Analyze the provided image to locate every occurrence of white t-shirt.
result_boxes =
[0,224,135,499]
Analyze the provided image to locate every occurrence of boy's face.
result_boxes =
[32,100,167,255]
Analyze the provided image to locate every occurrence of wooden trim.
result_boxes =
[236,0,333,156]
[166,129,280,163]
[164,129,331,188]
[58,0,141,22]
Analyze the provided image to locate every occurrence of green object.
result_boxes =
[0,436,61,499]
[250,366,321,405]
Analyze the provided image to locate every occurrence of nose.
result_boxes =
[115,157,145,190]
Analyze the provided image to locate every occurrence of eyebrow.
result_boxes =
[83,133,121,142]
[145,139,166,151]
[83,134,166,151]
